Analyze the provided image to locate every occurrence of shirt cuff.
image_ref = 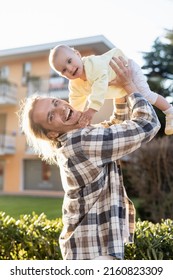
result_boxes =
[126,92,143,110]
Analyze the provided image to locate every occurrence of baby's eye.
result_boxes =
[68,58,72,64]
[62,68,66,74]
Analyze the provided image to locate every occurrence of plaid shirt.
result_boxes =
[57,93,160,260]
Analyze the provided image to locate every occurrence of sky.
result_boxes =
[0,0,173,65]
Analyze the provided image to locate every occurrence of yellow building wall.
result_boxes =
[0,54,51,194]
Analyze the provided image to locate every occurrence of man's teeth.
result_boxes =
[66,109,70,120]
[66,109,72,121]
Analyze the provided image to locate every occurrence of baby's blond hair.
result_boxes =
[49,44,75,73]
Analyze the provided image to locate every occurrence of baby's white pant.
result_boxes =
[130,59,158,105]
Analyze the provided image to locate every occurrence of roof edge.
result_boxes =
[0,35,115,58]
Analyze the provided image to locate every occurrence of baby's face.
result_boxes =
[54,47,84,80]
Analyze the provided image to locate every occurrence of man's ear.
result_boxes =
[47,131,59,140]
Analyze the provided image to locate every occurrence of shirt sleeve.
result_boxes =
[81,93,160,166]
[101,101,129,127]
[84,56,110,112]
[68,80,88,112]
[87,70,109,111]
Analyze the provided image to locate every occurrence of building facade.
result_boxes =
[0,35,115,196]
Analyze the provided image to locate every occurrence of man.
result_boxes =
[18,57,160,260]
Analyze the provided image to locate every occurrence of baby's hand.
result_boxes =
[78,108,97,127]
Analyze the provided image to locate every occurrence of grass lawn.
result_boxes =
[0,195,141,221]
[0,195,63,220]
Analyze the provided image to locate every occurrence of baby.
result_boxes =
[49,44,173,135]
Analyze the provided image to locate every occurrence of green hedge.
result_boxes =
[0,212,63,260]
[0,211,173,260]
[125,219,173,260]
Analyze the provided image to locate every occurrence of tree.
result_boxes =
[141,29,173,136]
[141,29,173,98]
[124,136,173,223]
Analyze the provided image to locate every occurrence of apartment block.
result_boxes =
[0,35,115,196]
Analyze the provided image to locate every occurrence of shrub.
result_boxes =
[0,211,63,260]
[0,212,173,260]
[125,219,173,260]
[124,136,173,222]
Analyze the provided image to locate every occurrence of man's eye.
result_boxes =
[49,113,54,122]
[54,100,59,107]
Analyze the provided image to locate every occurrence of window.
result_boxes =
[22,62,31,85]
[49,68,68,90]
[0,66,9,80]
[23,159,62,191]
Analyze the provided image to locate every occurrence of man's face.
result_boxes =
[32,98,82,138]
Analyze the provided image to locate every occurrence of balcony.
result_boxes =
[0,80,18,105]
[27,76,69,99]
[25,143,36,155]
[0,133,16,155]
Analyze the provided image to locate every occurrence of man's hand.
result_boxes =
[109,56,138,95]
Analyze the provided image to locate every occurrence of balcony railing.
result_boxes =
[0,80,18,105]
[27,76,69,99]
[0,133,16,155]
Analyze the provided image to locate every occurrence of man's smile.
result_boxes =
[66,108,73,121]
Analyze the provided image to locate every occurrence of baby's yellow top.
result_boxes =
[69,48,128,112]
